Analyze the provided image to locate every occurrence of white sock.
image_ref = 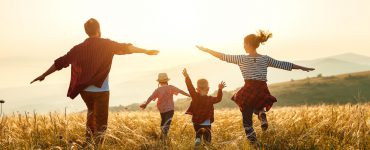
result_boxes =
[195,138,201,143]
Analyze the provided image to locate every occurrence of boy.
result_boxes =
[182,68,226,147]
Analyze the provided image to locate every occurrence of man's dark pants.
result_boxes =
[80,91,109,144]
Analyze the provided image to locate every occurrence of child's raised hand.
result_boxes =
[139,103,147,109]
[182,68,189,77]
[218,81,226,89]
[196,45,210,53]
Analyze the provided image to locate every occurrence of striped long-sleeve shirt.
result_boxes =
[220,54,294,81]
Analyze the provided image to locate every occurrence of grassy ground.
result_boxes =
[1,103,369,150]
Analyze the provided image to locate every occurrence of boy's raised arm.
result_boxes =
[182,68,197,98]
[212,81,226,103]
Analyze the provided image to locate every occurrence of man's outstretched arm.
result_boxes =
[30,64,57,84]
[128,45,159,55]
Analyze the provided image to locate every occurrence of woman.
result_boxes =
[196,30,315,143]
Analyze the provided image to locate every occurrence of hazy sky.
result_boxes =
[1,0,370,113]
[1,0,370,87]
[1,0,370,60]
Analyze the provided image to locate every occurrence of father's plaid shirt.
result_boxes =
[54,37,132,99]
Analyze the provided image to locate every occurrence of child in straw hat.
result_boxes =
[140,73,190,137]
[182,68,226,147]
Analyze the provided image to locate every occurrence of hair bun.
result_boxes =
[256,30,272,45]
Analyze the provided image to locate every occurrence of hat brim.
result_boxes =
[157,78,170,82]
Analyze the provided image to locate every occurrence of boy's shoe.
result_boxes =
[194,138,201,147]
[258,112,268,131]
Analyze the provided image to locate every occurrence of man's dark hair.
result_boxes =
[84,18,100,37]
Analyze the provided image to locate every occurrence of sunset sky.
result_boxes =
[1,0,370,60]
[0,0,370,113]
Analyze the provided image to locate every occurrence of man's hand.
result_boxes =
[145,50,160,55]
[218,81,226,89]
[182,68,189,78]
[30,64,57,84]
[139,103,147,109]
[196,45,210,53]
[30,75,45,84]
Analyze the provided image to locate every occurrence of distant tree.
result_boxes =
[317,73,322,78]
[345,74,354,80]
[291,79,294,82]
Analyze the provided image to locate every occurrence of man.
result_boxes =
[30,18,159,144]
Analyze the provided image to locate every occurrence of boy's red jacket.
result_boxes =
[185,76,223,124]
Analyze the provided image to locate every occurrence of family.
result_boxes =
[30,18,315,147]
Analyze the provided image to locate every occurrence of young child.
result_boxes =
[182,68,226,147]
[140,73,190,137]
[196,30,315,143]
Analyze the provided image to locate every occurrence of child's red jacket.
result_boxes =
[184,76,223,124]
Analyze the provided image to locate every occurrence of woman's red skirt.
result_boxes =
[232,80,277,112]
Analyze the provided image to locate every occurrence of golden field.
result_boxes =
[1,103,369,150]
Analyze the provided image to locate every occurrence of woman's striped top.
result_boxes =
[220,54,294,81]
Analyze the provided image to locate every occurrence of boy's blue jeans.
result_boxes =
[160,110,174,135]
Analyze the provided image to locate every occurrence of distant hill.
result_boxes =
[113,70,370,111]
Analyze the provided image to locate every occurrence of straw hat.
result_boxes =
[157,73,170,82]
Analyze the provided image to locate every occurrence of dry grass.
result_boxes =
[1,103,369,150]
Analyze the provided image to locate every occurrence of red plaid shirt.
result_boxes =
[145,85,186,113]
[54,37,132,99]
[232,80,277,112]
[185,76,223,124]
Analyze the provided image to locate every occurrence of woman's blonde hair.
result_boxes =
[244,30,272,49]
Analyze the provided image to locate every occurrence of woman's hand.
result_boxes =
[218,81,227,89]
[196,45,223,58]
[293,64,315,72]
[301,67,315,72]
[182,68,189,78]
[196,45,211,53]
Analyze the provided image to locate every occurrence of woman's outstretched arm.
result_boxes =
[196,45,223,59]
[267,56,315,72]
[292,64,315,72]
